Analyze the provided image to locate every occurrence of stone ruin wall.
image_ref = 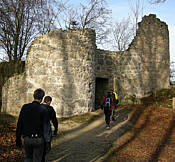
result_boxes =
[2,29,96,117]
[2,14,170,117]
[95,14,170,106]
[2,73,27,114]
[0,61,25,111]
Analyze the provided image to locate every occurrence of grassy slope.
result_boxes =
[0,87,175,162]
[107,87,175,161]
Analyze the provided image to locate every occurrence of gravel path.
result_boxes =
[46,108,134,162]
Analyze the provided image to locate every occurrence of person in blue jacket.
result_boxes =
[41,96,58,162]
[102,91,113,129]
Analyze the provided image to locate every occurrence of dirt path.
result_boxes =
[46,108,134,162]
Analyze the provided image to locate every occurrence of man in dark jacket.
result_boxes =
[16,88,52,162]
[41,96,58,162]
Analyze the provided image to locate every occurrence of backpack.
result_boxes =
[104,97,111,109]
[113,92,119,105]
[113,92,118,100]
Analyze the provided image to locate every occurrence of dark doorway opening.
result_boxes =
[95,78,109,109]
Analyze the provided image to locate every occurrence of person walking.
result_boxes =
[110,89,119,121]
[16,88,52,162]
[41,96,58,162]
[41,96,58,135]
[102,91,113,129]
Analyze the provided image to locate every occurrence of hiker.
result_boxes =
[41,96,58,135]
[102,91,113,129]
[110,89,119,121]
[16,88,52,162]
[41,96,58,162]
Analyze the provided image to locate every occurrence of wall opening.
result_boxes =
[95,77,109,109]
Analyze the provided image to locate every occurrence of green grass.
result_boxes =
[141,87,175,108]
[59,109,102,124]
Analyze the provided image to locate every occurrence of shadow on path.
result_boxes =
[47,107,139,162]
[57,112,103,139]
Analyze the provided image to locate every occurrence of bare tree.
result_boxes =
[36,0,66,35]
[111,0,144,51]
[111,17,133,51]
[58,4,79,29]
[59,0,112,44]
[0,0,64,63]
[111,0,167,52]
[129,0,145,33]
[148,0,166,4]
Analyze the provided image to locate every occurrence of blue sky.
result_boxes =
[70,0,175,62]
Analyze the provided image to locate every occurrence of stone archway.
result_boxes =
[95,77,109,109]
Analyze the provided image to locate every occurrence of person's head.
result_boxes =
[107,91,111,97]
[44,96,52,105]
[33,88,45,103]
[110,89,114,93]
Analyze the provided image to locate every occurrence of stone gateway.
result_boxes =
[2,14,170,117]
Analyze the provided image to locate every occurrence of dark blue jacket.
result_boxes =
[16,101,52,142]
[41,103,58,132]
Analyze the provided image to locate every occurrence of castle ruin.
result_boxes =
[2,14,170,117]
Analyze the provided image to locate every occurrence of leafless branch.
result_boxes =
[0,0,65,63]
[111,17,134,51]
[148,0,166,4]
[59,0,112,44]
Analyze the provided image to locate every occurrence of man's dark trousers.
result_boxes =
[24,136,44,162]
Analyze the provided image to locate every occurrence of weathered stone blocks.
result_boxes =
[2,14,170,116]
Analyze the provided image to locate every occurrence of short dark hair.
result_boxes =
[107,91,111,96]
[44,96,52,103]
[33,88,45,100]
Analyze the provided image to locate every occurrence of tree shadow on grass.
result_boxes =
[149,113,175,162]
[103,105,154,162]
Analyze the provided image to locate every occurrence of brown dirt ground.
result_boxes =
[1,89,175,162]
[107,105,175,162]
[47,108,134,162]
[46,104,175,162]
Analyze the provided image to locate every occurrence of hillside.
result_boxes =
[106,87,175,161]
[0,87,175,161]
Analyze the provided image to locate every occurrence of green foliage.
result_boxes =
[59,110,102,124]
[141,87,175,108]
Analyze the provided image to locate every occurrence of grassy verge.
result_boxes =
[1,87,175,161]
[106,87,175,161]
